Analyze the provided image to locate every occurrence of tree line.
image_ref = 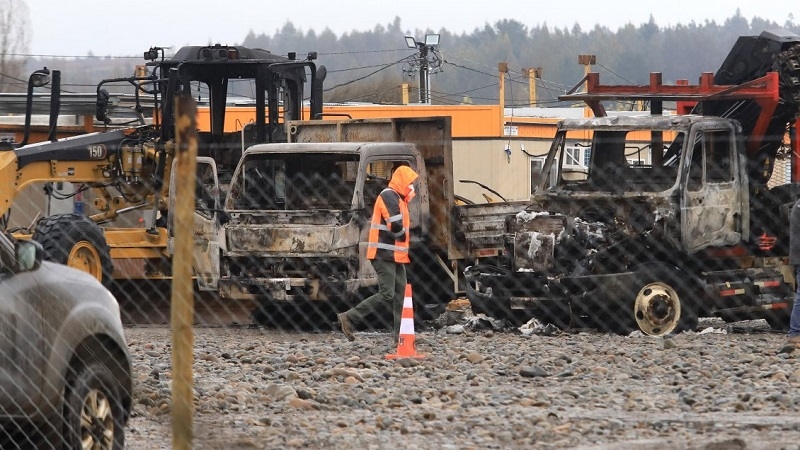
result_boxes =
[11,11,800,107]
[241,13,800,106]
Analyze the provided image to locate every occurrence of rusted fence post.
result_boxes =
[172,92,198,449]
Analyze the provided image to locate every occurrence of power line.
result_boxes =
[595,60,636,85]
[8,47,414,61]
[336,85,400,103]
[7,53,143,59]
[443,60,497,79]
[318,48,411,56]
[443,55,573,102]
[0,70,79,94]
[323,57,407,92]
[327,60,411,74]
[447,81,501,97]
[441,51,503,77]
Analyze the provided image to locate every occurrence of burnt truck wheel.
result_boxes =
[625,269,697,336]
[463,265,538,326]
[463,265,512,318]
[33,214,114,287]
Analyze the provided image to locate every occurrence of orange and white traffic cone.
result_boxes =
[386,284,426,359]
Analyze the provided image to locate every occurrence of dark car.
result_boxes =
[0,232,132,449]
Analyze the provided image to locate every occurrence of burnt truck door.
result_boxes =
[680,126,744,252]
[168,157,221,290]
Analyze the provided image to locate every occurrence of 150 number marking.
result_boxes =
[88,144,107,159]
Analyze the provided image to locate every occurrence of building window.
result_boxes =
[531,158,544,194]
[564,147,581,167]
[564,145,589,169]
[531,157,559,194]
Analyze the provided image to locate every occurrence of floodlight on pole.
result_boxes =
[404,34,441,104]
[424,34,440,46]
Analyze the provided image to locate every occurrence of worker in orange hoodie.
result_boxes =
[337,165,418,342]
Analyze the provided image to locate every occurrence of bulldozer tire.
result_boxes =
[33,214,114,288]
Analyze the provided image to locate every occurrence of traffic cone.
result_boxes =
[386,284,426,359]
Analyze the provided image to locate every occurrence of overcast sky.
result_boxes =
[24,0,797,57]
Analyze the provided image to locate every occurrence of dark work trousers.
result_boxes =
[345,258,407,338]
[789,265,800,338]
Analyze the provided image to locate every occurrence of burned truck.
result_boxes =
[196,117,524,324]
[465,29,800,336]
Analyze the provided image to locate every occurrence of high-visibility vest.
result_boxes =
[366,188,411,263]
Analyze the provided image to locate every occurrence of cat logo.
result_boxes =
[87,144,107,159]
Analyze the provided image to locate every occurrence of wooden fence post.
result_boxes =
[171,92,198,450]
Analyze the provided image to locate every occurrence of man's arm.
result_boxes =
[380,189,405,237]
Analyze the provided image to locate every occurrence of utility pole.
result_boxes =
[578,54,596,117]
[498,62,508,135]
[524,67,542,106]
[404,34,441,104]
[419,45,429,104]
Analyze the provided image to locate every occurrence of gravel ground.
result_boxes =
[124,319,800,450]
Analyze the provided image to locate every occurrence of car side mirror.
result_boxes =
[15,239,42,272]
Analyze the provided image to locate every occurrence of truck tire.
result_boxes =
[63,362,126,450]
[610,267,698,336]
[634,268,697,336]
[33,214,114,287]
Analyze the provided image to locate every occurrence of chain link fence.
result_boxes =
[5,35,800,450]
[2,125,799,447]
[3,39,800,445]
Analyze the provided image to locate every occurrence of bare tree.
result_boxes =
[0,0,30,92]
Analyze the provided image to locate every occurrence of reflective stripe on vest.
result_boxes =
[367,242,409,252]
[370,223,405,238]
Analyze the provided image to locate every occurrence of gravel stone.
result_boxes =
[124,323,800,449]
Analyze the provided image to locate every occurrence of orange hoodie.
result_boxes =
[388,166,418,201]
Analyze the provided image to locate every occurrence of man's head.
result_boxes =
[388,165,419,201]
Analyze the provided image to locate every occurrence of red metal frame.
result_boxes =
[561,72,782,159]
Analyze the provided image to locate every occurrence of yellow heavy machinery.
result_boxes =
[1,44,325,288]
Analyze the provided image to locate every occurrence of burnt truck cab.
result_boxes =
[215,142,430,305]
[466,114,796,335]
[526,115,748,268]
